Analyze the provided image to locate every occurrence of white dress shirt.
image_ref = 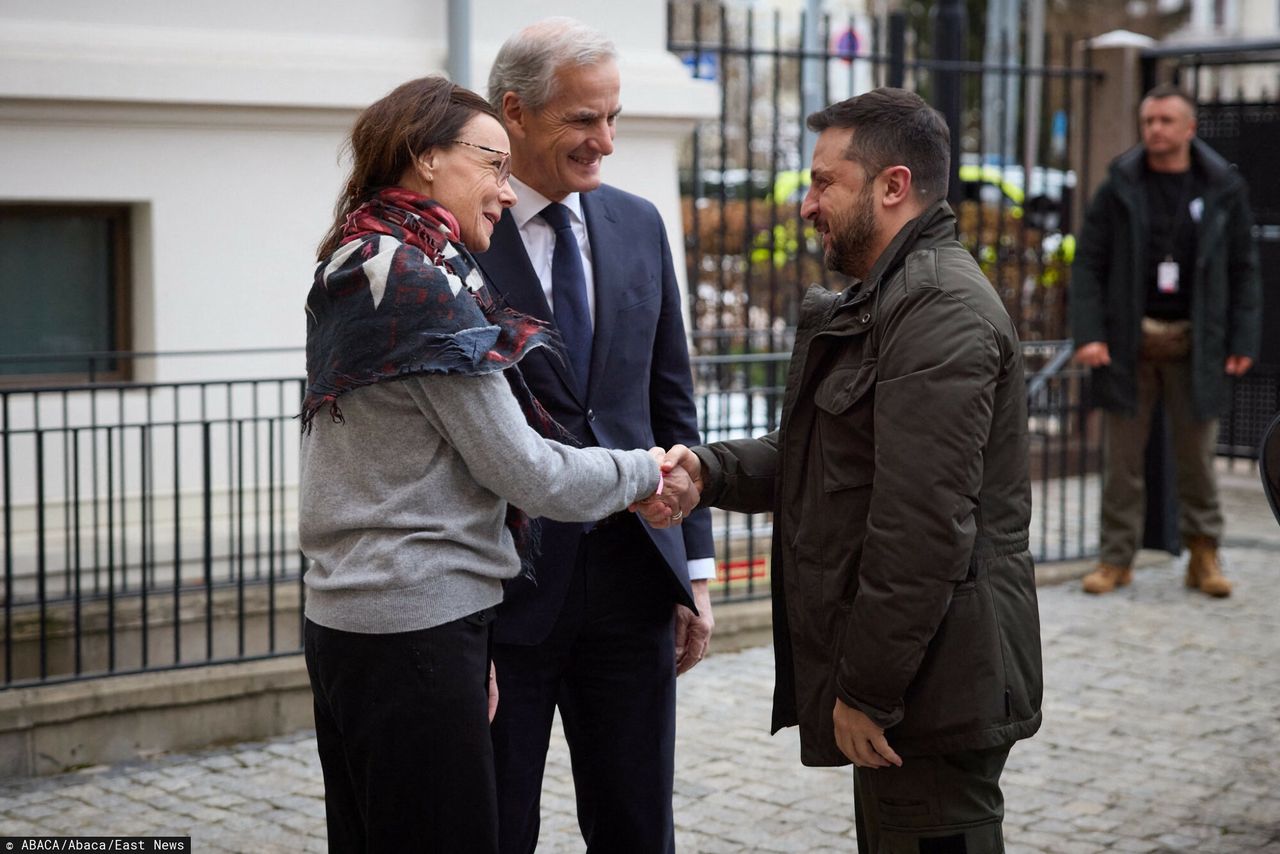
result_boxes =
[506,176,715,584]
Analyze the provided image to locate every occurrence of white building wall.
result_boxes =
[0,1,716,521]
[0,0,716,381]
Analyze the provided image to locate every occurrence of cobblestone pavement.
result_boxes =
[2,484,1278,851]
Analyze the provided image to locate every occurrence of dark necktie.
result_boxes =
[540,202,592,396]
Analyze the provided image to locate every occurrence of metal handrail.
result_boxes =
[1026,342,1077,402]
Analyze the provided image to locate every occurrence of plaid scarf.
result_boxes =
[302,186,568,577]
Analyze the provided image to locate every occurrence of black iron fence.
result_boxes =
[1,340,1103,687]
[668,0,1099,354]
[1,367,306,688]
[692,346,1094,591]
[689,336,1104,599]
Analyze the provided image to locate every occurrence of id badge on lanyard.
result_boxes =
[1157,256,1180,294]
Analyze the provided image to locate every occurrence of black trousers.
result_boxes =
[304,610,497,854]
[490,519,677,854]
[854,744,1012,854]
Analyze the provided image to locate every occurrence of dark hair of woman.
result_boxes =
[316,76,499,260]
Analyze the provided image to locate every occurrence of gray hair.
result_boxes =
[487,17,618,113]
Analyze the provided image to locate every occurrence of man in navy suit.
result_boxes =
[477,17,716,854]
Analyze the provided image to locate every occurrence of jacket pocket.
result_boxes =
[813,360,877,491]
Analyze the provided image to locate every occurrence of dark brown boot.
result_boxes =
[1082,563,1133,594]
[1185,536,1231,598]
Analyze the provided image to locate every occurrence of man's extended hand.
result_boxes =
[674,579,714,675]
[1226,354,1254,376]
[1073,341,1111,368]
[662,444,704,492]
[833,698,902,769]
[632,446,701,527]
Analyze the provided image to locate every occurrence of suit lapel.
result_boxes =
[478,211,552,319]
[476,210,582,402]
[582,191,622,402]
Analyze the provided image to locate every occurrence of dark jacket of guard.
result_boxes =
[1069,138,1262,421]
[694,202,1043,766]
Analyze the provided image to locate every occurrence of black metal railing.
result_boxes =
[1,371,307,688]
[668,0,1100,355]
[691,339,1104,601]
[1,340,1101,687]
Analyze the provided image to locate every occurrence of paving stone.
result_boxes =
[2,528,1279,851]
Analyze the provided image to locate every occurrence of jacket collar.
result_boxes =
[1110,137,1239,198]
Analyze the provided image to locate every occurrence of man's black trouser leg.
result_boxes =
[853,744,1012,854]
[491,519,677,854]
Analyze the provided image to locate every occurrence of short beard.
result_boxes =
[823,183,878,279]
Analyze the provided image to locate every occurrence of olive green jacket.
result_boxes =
[694,203,1043,765]
[1069,139,1262,420]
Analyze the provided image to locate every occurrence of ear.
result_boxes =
[501,92,526,140]
[400,150,435,195]
[879,165,914,208]
[415,150,438,185]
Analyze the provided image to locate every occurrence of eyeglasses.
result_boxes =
[450,139,512,187]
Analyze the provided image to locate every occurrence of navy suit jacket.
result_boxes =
[476,184,715,645]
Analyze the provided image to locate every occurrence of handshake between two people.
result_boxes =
[629,444,703,529]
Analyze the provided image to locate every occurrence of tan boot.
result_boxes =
[1185,537,1232,597]
[1082,563,1133,594]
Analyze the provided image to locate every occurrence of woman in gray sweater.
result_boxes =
[298,77,684,853]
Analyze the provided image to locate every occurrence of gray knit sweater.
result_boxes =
[299,371,659,633]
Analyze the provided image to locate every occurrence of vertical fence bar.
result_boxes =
[1081,40,1095,228]
[997,29,1011,314]
[935,0,966,207]
[1056,372,1070,559]
[117,388,127,594]
[267,416,277,652]
[36,428,47,680]
[253,384,262,582]
[687,3,704,343]
[2,394,12,685]
[225,385,234,584]
[768,9,782,352]
[203,420,214,661]
[91,390,101,595]
[793,8,807,300]
[716,3,730,359]
[139,424,149,669]
[173,391,183,665]
[742,6,756,364]
[236,419,246,658]
[1014,33,1031,333]
[1061,32,1078,301]
[73,429,83,676]
[821,12,832,106]
[106,425,116,672]
[61,391,72,598]
[887,11,906,89]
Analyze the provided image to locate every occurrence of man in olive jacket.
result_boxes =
[1070,84,1261,597]
[659,89,1042,853]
